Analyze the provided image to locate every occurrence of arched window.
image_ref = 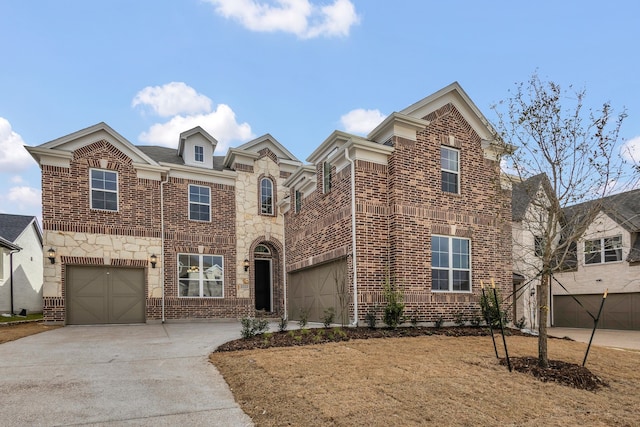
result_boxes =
[260,178,274,215]
[255,244,271,255]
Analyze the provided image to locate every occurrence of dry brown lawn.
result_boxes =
[0,322,60,344]
[210,335,640,426]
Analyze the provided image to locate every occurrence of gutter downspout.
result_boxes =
[160,174,169,323]
[282,213,288,320]
[344,148,358,326]
[9,248,20,315]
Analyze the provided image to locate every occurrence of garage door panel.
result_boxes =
[554,293,639,330]
[67,266,145,325]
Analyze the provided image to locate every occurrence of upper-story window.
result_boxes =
[189,184,210,222]
[584,235,622,264]
[260,178,274,215]
[431,235,471,292]
[441,147,459,194]
[90,169,118,211]
[295,190,302,213]
[323,161,332,193]
[194,145,204,162]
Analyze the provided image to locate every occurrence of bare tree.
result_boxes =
[492,73,628,367]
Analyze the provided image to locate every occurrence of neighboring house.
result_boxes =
[552,188,640,330]
[27,82,513,325]
[510,173,555,330]
[0,214,43,314]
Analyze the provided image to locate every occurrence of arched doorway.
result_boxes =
[254,244,273,312]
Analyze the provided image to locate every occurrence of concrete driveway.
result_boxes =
[548,327,640,351]
[0,323,253,426]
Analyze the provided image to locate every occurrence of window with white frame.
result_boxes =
[178,254,223,297]
[188,184,210,221]
[323,161,332,193]
[260,178,274,215]
[584,235,622,264]
[441,147,459,194]
[90,169,118,211]
[194,145,204,162]
[431,235,471,292]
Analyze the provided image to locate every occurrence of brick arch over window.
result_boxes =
[249,237,284,315]
[257,174,277,216]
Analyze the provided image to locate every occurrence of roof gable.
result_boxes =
[27,122,159,167]
[236,134,299,162]
[0,214,42,244]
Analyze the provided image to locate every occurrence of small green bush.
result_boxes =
[322,307,336,328]
[365,308,377,329]
[453,312,465,327]
[514,316,527,329]
[479,291,507,327]
[298,308,309,329]
[278,314,288,332]
[240,316,269,339]
[434,316,444,328]
[382,276,404,329]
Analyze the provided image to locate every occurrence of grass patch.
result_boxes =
[0,313,43,323]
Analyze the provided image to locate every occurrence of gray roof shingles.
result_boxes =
[137,145,227,171]
[0,214,36,243]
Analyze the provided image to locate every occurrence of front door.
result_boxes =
[255,259,271,311]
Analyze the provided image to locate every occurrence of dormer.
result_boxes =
[223,133,302,175]
[177,126,217,169]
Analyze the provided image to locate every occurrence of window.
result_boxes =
[194,145,204,162]
[90,169,118,211]
[441,147,459,194]
[431,235,471,292]
[585,235,622,264]
[255,244,271,255]
[323,161,332,193]
[295,190,302,213]
[534,236,544,257]
[260,178,274,215]
[189,184,210,221]
[178,254,223,297]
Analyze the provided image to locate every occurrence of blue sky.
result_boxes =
[1,0,639,222]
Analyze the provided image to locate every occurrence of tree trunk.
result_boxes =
[538,272,549,367]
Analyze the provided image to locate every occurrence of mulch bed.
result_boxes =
[216,325,606,391]
[502,356,609,391]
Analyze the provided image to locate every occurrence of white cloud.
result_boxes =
[340,108,386,135]
[206,0,360,39]
[5,186,41,212]
[0,118,35,173]
[620,135,640,164]
[10,175,25,184]
[132,82,213,117]
[138,104,254,153]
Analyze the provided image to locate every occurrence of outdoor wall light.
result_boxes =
[150,254,157,269]
[47,248,56,264]
[243,258,250,272]
[530,287,536,297]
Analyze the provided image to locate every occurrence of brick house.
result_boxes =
[27,82,512,325]
[284,82,512,325]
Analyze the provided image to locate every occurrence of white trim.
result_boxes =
[177,253,224,298]
[431,235,472,293]
[89,168,119,212]
[188,184,211,222]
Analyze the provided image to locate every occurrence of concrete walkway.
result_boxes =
[548,327,640,351]
[0,323,253,426]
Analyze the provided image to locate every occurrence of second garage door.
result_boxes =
[67,266,145,325]
[288,259,347,324]
[553,293,640,330]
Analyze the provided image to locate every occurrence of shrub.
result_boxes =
[298,308,309,329]
[382,276,404,328]
[514,316,527,329]
[453,312,466,327]
[479,291,507,327]
[278,314,288,332]
[434,316,444,328]
[240,317,269,339]
[365,307,377,329]
[322,307,336,328]
[470,315,482,327]
[409,311,419,327]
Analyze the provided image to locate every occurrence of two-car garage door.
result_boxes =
[553,293,640,330]
[67,266,145,325]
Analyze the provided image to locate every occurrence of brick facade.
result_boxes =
[30,83,513,326]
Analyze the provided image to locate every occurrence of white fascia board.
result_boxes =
[161,163,237,187]
[38,122,159,166]
[481,139,516,161]
[339,138,394,172]
[367,112,430,144]
[133,163,169,181]
[237,133,299,162]
[25,146,73,168]
[223,148,260,168]
[283,165,316,188]
[306,130,354,164]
